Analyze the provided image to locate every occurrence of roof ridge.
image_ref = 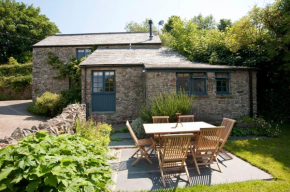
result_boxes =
[53,32,158,36]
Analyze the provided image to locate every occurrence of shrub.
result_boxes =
[140,92,194,122]
[75,119,112,146]
[28,92,66,117]
[0,63,32,77]
[231,116,281,137]
[0,131,111,192]
[8,57,18,65]
[0,75,31,90]
[131,118,146,139]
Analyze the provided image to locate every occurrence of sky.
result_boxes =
[17,0,276,34]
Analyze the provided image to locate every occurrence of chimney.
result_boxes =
[149,20,153,40]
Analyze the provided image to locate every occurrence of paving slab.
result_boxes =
[112,149,272,191]
[0,100,48,139]
[110,132,132,139]
[109,141,135,149]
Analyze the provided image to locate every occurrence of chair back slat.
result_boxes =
[196,127,224,153]
[220,118,236,141]
[126,121,139,145]
[178,115,194,122]
[152,116,169,123]
[162,134,193,161]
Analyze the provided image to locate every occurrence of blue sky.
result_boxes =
[17,0,275,34]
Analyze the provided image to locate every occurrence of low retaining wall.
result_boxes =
[0,104,86,148]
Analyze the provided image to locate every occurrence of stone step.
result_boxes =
[110,133,132,140]
[109,141,135,149]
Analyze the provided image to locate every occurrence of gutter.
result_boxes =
[32,43,162,48]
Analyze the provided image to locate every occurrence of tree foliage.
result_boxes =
[191,14,216,30]
[217,19,232,31]
[124,18,157,32]
[0,0,59,63]
[162,0,290,120]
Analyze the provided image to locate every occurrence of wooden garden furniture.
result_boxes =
[218,118,236,159]
[143,122,216,135]
[157,133,193,187]
[126,121,156,166]
[178,115,194,122]
[190,127,224,175]
[152,116,169,147]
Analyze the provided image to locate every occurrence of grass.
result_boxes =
[145,123,290,192]
[111,137,123,142]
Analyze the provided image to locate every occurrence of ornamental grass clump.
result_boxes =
[75,118,112,146]
[140,92,194,122]
[0,131,111,192]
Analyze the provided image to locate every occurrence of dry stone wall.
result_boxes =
[0,104,86,148]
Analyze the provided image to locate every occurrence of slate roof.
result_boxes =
[80,47,252,70]
[33,32,161,47]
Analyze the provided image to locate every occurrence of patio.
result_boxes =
[109,148,272,191]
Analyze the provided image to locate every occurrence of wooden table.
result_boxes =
[143,121,216,134]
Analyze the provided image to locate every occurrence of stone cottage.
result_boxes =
[33,31,257,124]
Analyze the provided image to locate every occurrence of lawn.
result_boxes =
[152,123,290,192]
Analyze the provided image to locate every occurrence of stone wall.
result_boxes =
[0,104,86,148]
[82,67,145,124]
[32,46,90,100]
[145,71,177,99]
[145,70,257,123]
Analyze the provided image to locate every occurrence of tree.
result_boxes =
[191,14,216,30]
[162,15,182,33]
[217,19,232,31]
[0,0,59,64]
[124,18,157,32]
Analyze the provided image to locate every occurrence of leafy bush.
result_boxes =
[75,119,112,146]
[28,92,66,117]
[231,116,281,137]
[131,118,146,139]
[0,63,32,77]
[140,92,194,122]
[8,57,18,65]
[0,131,111,192]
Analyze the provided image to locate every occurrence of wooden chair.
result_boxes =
[152,116,169,123]
[218,118,236,159]
[126,121,156,166]
[190,127,224,175]
[178,115,194,122]
[152,116,169,147]
[157,133,193,187]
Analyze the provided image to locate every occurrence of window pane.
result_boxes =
[78,50,85,53]
[85,49,91,53]
[193,80,205,93]
[177,73,190,93]
[193,72,205,77]
[93,72,102,77]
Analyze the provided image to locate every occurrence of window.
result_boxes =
[192,73,206,95]
[92,71,115,93]
[177,72,207,95]
[77,48,91,60]
[216,72,230,94]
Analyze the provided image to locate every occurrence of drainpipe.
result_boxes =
[84,67,89,120]
[249,70,253,117]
